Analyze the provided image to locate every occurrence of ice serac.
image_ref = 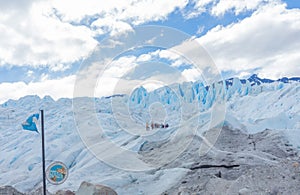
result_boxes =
[226,78,242,100]
[242,80,251,96]
[128,77,239,111]
[128,74,300,113]
[130,86,148,108]
[193,81,208,111]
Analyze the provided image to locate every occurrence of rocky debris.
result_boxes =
[0,186,56,195]
[75,181,117,195]
[55,190,75,195]
[139,126,300,194]
[0,186,23,195]
[27,187,52,195]
[0,182,117,195]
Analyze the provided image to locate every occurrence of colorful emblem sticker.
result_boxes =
[46,161,68,185]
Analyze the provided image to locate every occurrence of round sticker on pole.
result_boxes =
[46,161,68,185]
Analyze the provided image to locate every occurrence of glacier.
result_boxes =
[0,74,300,194]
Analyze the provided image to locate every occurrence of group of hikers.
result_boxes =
[146,122,169,130]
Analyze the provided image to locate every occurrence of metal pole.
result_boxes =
[41,110,47,195]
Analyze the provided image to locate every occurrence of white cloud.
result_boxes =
[104,56,138,78]
[0,0,284,71]
[40,73,49,82]
[50,63,71,72]
[198,2,300,78]
[150,49,191,67]
[183,0,214,19]
[26,70,34,77]
[73,55,139,98]
[136,54,152,62]
[51,0,107,23]
[53,0,189,35]
[171,59,187,67]
[158,50,180,61]
[75,53,190,98]
[211,0,270,16]
[182,68,202,81]
[0,0,97,68]
[91,18,134,36]
[184,0,273,19]
[117,0,189,25]
[196,25,205,35]
[148,38,220,83]
[0,75,75,103]
[0,0,191,69]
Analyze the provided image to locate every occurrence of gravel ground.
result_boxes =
[140,126,300,195]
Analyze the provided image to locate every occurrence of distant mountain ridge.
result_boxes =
[225,74,300,86]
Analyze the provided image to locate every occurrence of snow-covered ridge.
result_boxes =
[0,74,299,194]
[1,74,299,108]
[128,74,300,111]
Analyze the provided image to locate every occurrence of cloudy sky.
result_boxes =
[0,0,300,103]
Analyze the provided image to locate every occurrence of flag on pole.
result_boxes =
[22,113,39,133]
[22,111,47,195]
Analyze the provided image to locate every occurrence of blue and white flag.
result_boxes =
[22,113,39,133]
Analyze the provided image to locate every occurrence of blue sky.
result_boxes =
[0,0,299,102]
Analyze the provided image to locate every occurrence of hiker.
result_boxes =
[216,171,222,178]
[252,141,256,150]
[151,122,154,130]
[165,124,169,128]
